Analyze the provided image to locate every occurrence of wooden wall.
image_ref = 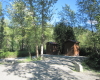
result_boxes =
[46,42,59,55]
[63,41,79,56]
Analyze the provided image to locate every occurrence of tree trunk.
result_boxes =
[21,27,25,51]
[11,41,14,51]
[21,39,24,51]
[36,45,39,58]
[11,29,14,51]
[41,44,43,58]
[29,50,32,60]
[41,3,44,59]
[19,42,21,51]
[90,19,96,53]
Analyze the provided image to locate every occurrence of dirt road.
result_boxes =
[0,55,100,80]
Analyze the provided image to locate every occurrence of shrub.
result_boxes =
[79,47,92,56]
[16,50,35,57]
[85,53,100,70]
[0,50,36,58]
[0,51,18,58]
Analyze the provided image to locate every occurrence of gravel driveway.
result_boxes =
[0,55,100,80]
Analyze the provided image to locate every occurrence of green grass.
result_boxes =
[17,56,42,63]
[0,62,5,65]
[24,57,33,62]
[27,56,42,61]
[0,62,1,64]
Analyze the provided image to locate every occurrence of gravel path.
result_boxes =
[0,55,100,80]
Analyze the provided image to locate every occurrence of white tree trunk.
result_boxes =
[41,44,43,58]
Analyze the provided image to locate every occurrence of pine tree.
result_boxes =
[0,2,4,49]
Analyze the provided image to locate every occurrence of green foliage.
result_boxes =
[59,4,76,27]
[95,14,100,30]
[17,50,35,57]
[79,47,92,56]
[0,51,18,58]
[0,50,36,58]
[82,53,100,71]
[88,53,100,70]
[0,2,3,16]
[0,2,4,49]
[0,0,100,71]
[77,0,100,19]
[54,22,75,52]
[18,56,42,63]
[0,0,57,58]
[23,57,33,62]
[54,22,74,43]
[33,56,42,61]
[34,0,58,55]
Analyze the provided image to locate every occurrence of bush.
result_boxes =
[17,50,29,57]
[80,46,100,70]
[0,50,36,58]
[17,50,35,57]
[0,51,18,58]
[79,47,92,56]
[85,53,100,70]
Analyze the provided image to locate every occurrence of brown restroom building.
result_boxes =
[46,42,59,55]
[63,40,80,56]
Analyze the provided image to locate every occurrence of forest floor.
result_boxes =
[0,54,100,80]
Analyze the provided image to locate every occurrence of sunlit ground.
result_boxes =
[0,55,100,80]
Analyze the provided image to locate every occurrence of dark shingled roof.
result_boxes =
[47,42,58,44]
[66,39,80,43]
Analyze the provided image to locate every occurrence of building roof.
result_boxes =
[47,42,58,44]
[66,39,80,43]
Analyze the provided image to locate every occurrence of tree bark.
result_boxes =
[41,44,43,58]
[21,39,24,51]
[40,2,45,59]
[29,50,32,60]
[36,45,39,58]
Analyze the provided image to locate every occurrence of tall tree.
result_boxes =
[76,0,100,53]
[8,0,26,51]
[0,2,4,49]
[59,4,76,27]
[95,14,100,31]
[36,0,58,57]
[24,0,40,58]
[95,14,100,52]
[54,22,75,53]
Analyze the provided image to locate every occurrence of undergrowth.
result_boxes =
[82,59,100,74]
[0,50,35,58]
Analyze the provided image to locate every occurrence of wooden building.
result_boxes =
[46,42,59,55]
[63,40,80,56]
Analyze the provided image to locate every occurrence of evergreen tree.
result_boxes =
[59,4,76,27]
[0,2,4,49]
[54,22,75,53]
